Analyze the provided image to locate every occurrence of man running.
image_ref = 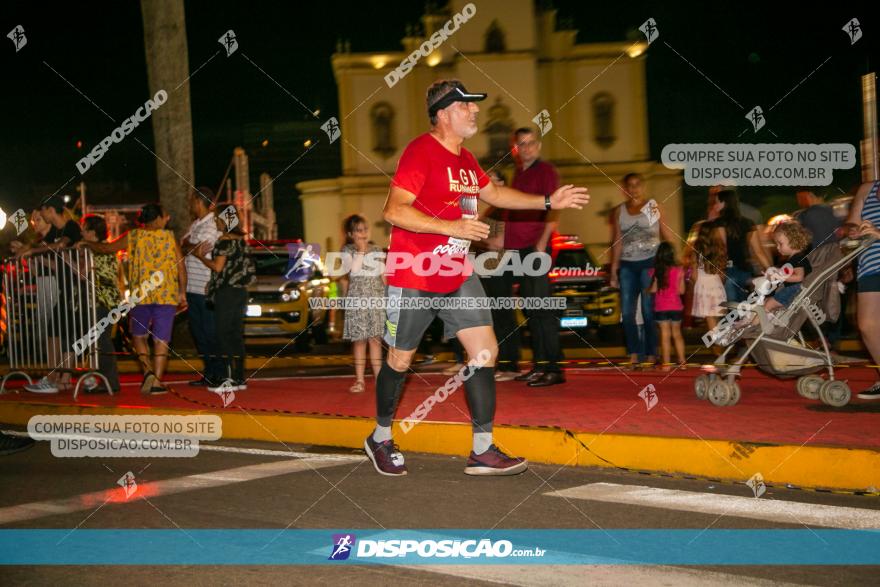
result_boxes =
[364,79,590,476]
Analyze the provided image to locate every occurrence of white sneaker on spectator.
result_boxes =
[208,379,237,393]
[24,377,59,394]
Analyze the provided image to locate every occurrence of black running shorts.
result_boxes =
[384,273,493,350]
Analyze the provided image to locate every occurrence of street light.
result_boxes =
[0,206,6,230]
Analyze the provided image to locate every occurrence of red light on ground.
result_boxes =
[76,140,83,149]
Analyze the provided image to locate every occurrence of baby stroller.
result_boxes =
[694,237,871,407]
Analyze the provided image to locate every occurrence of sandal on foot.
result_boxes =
[349,380,366,394]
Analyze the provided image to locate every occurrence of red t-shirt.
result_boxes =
[388,133,490,293]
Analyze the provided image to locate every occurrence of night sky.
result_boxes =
[0,1,876,235]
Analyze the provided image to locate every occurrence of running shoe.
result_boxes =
[364,435,407,476]
[24,377,59,394]
[464,444,528,476]
[857,383,880,400]
[0,432,35,456]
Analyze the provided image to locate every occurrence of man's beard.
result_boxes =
[458,121,478,139]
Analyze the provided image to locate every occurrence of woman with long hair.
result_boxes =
[712,190,771,303]
[648,242,686,370]
[338,214,385,393]
[690,221,727,335]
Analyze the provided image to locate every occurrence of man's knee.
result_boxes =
[479,346,497,367]
[387,349,414,372]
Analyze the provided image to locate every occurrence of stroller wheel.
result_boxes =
[819,380,851,407]
[727,381,741,406]
[707,379,732,407]
[695,375,710,400]
[797,375,823,400]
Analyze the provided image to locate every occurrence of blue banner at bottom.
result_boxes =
[1,529,879,565]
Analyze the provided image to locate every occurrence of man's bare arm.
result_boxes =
[383,185,490,241]
[481,182,589,210]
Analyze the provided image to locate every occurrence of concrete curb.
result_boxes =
[1,400,876,493]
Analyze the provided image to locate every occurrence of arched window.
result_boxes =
[591,92,616,149]
[370,102,396,158]
[484,19,506,53]
[482,98,514,166]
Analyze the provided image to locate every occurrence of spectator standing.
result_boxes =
[794,187,843,249]
[180,189,224,387]
[501,127,565,387]
[689,222,727,336]
[195,204,255,392]
[80,203,185,395]
[80,215,121,394]
[712,190,771,304]
[683,187,723,327]
[339,214,385,394]
[844,181,880,399]
[648,242,686,370]
[22,196,83,394]
[610,173,673,368]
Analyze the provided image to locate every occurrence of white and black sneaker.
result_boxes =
[857,383,880,400]
[24,377,59,394]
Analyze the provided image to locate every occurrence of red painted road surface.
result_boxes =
[2,367,879,449]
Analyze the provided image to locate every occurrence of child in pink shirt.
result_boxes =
[649,242,686,370]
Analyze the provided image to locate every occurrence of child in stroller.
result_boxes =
[696,234,868,408]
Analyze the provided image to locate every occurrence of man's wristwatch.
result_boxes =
[544,194,551,210]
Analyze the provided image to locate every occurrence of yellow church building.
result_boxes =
[297,0,683,261]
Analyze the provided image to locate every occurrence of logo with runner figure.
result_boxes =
[329,533,356,560]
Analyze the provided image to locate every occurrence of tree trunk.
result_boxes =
[140,0,194,238]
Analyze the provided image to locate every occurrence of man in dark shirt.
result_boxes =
[794,187,842,249]
[498,127,565,387]
[20,195,84,394]
[21,195,83,250]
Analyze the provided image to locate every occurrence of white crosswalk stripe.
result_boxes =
[545,482,880,529]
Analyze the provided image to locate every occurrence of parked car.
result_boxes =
[548,234,620,339]
[244,241,331,351]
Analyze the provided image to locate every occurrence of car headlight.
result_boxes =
[281,289,301,302]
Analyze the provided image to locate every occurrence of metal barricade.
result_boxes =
[1,247,112,398]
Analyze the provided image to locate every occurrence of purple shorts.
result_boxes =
[129,304,176,342]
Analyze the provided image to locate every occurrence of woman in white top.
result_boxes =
[610,173,674,367]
